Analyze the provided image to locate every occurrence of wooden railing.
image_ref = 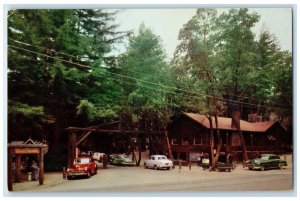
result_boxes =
[171,144,288,154]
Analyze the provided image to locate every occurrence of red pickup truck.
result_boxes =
[67,157,98,179]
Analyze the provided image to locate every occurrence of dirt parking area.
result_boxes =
[8,154,293,193]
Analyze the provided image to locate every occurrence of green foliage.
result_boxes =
[8,9,126,170]
[119,23,173,127]
[8,101,45,133]
[8,101,44,119]
[172,8,221,113]
[76,99,95,123]
[172,8,292,121]
[215,9,260,95]
[7,8,292,170]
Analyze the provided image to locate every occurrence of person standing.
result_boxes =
[30,160,39,181]
[227,153,233,163]
[103,154,108,169]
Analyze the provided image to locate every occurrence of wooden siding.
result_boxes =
[168,113,289,163]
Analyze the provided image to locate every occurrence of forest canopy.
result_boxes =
[7,8,292,169]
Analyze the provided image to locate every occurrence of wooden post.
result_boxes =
[177,152,180,168]
[186,145,190,167]
[226,133,230,154]
[68,133,77,168]
[8,147,13,191]
[39,148,44,185]
[62,167,66,179]
[15,155,21,183]
[189,160,191,170]
[179,160,182,173]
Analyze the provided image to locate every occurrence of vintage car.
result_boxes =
[67,157,97,179]
[92,152,105,162]
[246,154,287,171]
[144,155,173,170]
[111,154,135,166]
[216,154,233,172]
[202,158,210,170]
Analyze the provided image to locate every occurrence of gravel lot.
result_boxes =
[9,154,293,193]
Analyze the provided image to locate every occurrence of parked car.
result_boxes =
[111,154,135,166]
[66,157,97,179]
[201,158,210,170]
[144,155,173,170]
[246,154,287,171]
[92,152,105,162]
[216,154,233,172]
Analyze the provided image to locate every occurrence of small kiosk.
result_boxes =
[7,138,48,191]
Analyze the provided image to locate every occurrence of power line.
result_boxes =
[9,45,91,69]
[8,39,288,108]
[8,45,289,111]
[9,38,87,61]
[11,54,279,112]
[8,45,290,111]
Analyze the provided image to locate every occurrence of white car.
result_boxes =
[144,155,173,170]
[92,152,105,162]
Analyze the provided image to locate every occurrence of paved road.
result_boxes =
[12,163,293,192]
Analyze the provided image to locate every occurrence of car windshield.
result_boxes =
[260,156,269,160]
[158,156,167,160]
[75,158,89,164]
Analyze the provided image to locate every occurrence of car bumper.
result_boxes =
[124,163,135,166]
[246,164,261,169]
[158,164,173,168]
[67,171,88,177]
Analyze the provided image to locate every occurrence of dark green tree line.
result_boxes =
[8,9,126,170]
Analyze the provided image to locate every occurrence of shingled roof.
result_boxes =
[183,112,277,133]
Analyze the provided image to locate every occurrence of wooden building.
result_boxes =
[7,138,48,191]
[167,112,288,163]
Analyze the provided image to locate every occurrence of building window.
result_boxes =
[193,137,202,145]
[172,138,179,145]
[182,138,189,145]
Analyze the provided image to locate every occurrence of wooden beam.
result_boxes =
[39,148,44,185]
[77,132,88,142]
[76,131,92,146]
[15,155,21,183]
[8,147,13,191]
[8,144,48,148]
[66,127,96,132]
[68,133,77,168]
[66,127,164,135]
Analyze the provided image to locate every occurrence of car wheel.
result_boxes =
[248,167,253,170]
[260,166,265,171]
[154,165,158,170]
[228,168,231,172]
[87,171,91,178]
[167,167,170,170]
[67,176,72,180]
[279,163,284,170]
[95,169,97,174]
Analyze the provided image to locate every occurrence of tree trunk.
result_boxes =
[208,116,216,170]
[136,134,142,166]
[232,111,248,164]
[214,115,222,163]
[164,125,174,162]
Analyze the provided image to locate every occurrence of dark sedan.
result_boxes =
[246,154,287,171]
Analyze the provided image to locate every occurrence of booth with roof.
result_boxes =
[7,138,48,191]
